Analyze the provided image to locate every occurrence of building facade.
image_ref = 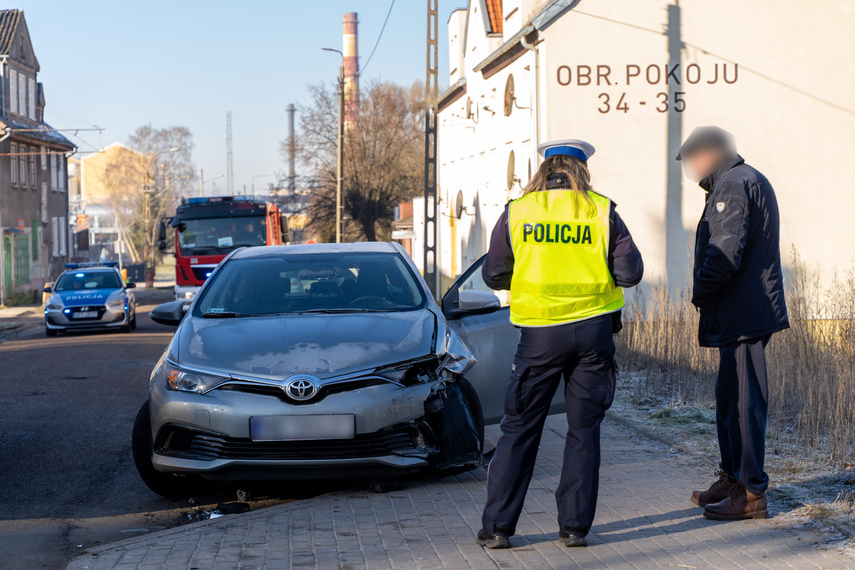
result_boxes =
[421,0,855,294]
[0,9,74,303]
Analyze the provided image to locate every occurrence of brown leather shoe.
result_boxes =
[703,484,768,520]
[691,470,737,507]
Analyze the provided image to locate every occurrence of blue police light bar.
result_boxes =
[64,261,119,269]
[185,195,257,205]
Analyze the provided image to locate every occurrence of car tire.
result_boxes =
[45,327,57,338]
[130,310,137,330]
[121,319,132,333]
[132,400,210,498]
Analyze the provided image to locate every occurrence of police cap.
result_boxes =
[537,139,595,162]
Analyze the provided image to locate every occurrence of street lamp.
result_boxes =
[251,173,272,194]
[320,46,345,244]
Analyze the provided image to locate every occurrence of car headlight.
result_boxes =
[107,297,125,309]
[45,300,63,310]
[376,357,442,386]
[163,360,228,394]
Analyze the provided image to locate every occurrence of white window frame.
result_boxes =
[18,75,25,119]
[40,145,46,170]
[41,183,48,222]
[50,152,57,191]
[29,149,35,187]
[51,217,59,257]
[9,69,16,114]
[10,143,16,185]
[59,216,67,255]
[19,145,27,186]
[28,77,35,120]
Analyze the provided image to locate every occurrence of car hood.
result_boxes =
[174,310,437,380]
[56,289,119,307]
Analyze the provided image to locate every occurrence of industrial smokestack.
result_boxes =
[343,12,359,123]
[286,103,296,194]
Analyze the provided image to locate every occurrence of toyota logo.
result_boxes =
[284,376,319,401]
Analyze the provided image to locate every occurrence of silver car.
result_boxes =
[134,242,558,496]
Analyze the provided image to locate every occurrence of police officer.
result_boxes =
[477,140,644,549]
[678,126,789,520]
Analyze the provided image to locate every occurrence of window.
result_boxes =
[57,154,66,192]
[10,143,16,185]
[19,145,27,186]
[50,152,57,190]
[51,217,58,257]
[29,149,35,187]
[59,216,67,255]
[41,183,48,222]
[28,78,35,120]
[31,219,38,260]
[9,69,16,114]
[55,271,121,291]
[40,145,46,170]
[18,75,25,119]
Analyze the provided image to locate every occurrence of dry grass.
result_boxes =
[617,247,855,461]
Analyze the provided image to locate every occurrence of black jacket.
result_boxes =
[482,193,644,291]
[692,156,789,347]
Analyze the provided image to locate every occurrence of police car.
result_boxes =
[43,262,137,337]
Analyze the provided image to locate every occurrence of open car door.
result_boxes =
[442,255,563,424]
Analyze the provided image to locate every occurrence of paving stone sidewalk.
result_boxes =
[69,416,851,569]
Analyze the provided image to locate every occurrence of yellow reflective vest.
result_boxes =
[508,189,624,327]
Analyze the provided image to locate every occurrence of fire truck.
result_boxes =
[158,196,288,306]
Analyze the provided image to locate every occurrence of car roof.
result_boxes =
[231,242,400,259]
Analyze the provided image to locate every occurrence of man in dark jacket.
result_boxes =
[678,126,789,521]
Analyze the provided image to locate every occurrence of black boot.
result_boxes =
[476,529,511,549]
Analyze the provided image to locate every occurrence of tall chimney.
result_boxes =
[286,103,296,194]
[342,12,359,123]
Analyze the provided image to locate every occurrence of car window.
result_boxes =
[55,271,121,291]
[194,252,426,316]
[177,216,267,254]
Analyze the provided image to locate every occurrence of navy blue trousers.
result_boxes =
[716,336,770,494]
[481,314,616,537]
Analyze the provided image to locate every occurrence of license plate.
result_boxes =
[73,311,98,319]
[250,414,355,442]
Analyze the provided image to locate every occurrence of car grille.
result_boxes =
[68,305,107,320]
[215,378,390,405]
[191,266,214,281]
[155,424,417,461]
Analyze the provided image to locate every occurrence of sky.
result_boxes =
[14,0,462,195]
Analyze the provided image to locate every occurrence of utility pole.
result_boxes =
[286,104,296,194]
[337,65,344,243]
[423,0,439,298]
[199,168,204,197]
[226,111,234,195]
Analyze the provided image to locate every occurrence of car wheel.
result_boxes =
[45,327,57,338]
[132,400,210,497]
[121,318,132,333]
[130,310,137,330]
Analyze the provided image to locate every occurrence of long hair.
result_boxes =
[523,154,597,218]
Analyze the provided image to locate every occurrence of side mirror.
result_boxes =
[125,282,137,289]
[458,289,501,313]
[157,240,167,251]
[150,300,185,326]
[43,286,52,294]
[157,221,166,241]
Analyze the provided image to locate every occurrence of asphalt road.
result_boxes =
[0,295,301,569]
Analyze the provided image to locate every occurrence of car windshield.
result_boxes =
[177,216,266,254]
[55,271,121,291]
[194,252,426,316]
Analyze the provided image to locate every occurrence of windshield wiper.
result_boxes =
[202,311,250,319]
[298,308,388,314]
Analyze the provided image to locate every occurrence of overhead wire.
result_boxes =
[360,0,395,75]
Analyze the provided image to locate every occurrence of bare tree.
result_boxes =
[288,81,424,242]
[101,125,195,281]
